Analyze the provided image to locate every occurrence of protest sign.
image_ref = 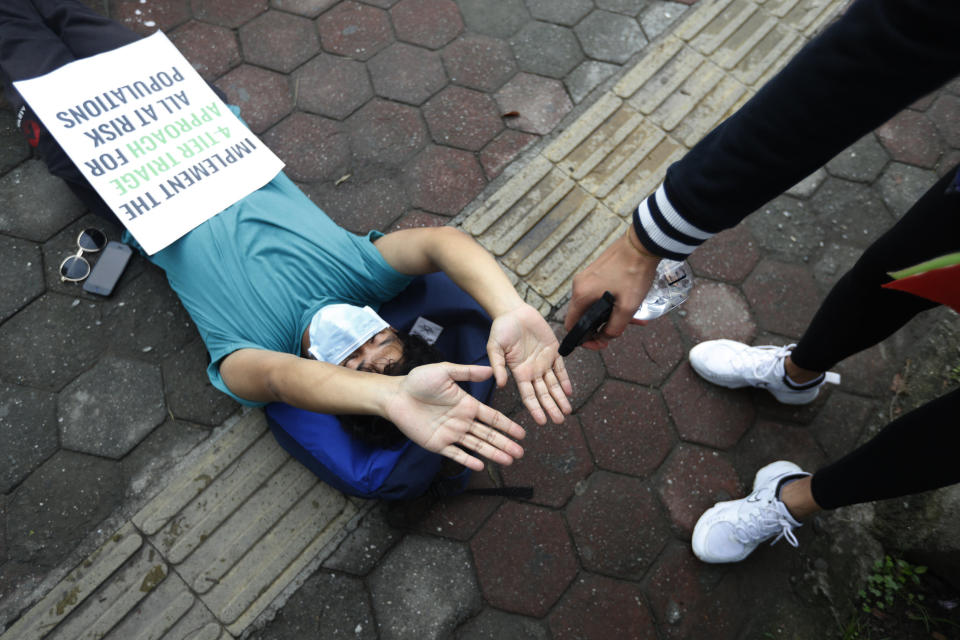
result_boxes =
[14,31,284,254]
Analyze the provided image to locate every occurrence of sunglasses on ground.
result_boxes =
[59,228,107,282]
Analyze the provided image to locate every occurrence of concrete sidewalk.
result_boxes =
[2,0,959,638]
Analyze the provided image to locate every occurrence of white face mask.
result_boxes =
[307,304,390,365]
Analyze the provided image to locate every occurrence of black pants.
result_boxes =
[792,168,960,510]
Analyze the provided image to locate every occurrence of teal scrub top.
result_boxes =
[140,170,413,406]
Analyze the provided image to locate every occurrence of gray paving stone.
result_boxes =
[121,418,211,503]
[368,534,482,640]
[59,355,166,459]
[322,504,401,575]
[575,10,648,64]
[812,242,862,294]
[875,161,939,218]
[810,177,896,248]
[0,383,57,494]
[0,109,30,175]
[6,450,122,568]
[161,337,240,426]
[597,0,648,15]
[524,0,592,26]
[0,160,85,242]
[745,195,824,262]
[824,133,889,182]
[565,60,619,104]
[456,0,530,38]
[251,570,377,639]
[639,1,687,40]
[0,292,104,390]
[785,167,827,198]
[510,21,584,79]
[454,607,549,639]
[0,234,43,323]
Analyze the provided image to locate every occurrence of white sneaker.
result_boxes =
[692,461,809,563]
[688,340,839,405]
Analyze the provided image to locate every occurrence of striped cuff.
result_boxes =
[632,184,713,260]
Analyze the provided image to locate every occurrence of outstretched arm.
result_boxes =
[374,226,573,425]
[219,348,525,471]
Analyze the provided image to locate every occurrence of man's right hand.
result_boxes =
[564,226,660,349]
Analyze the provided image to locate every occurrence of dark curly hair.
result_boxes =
[338,331,445,448]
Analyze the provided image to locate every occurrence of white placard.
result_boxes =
[14,32,284,254]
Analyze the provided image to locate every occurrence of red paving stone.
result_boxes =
[552,327,606,411]
[928,93,960,148]
[215,65,293,133]
[295,55,373,120]
[391,0,464,49]
[272,0,338,17]
[110,0,191,34]
[687,224,760,283]
[423,86,504,151]
[192,0,267,28]
[548,573,658,640]
[643,542,726,636]
[875,110,942,168]
[410,471,504,541]
[495,73,573,135]
[600,314,684,386]
[662,363,755,449]
[657,444,742,533]
[480,129,538,179]
[369,42,447,105]
[677,281,756,344]
[470,501,579,617]
[262,112,350,181]
[346,99,428,164]
[238,10,320,73]
[441,34,518,92]
[317,1,394,60]
[733,419,827,482]
[742,259,820,338]
[499,412,594,508]
[304,172,408,232]
[388,210,451,230]
[406,145,486,215]
[577,381,675,476]
[169,21,241,81]
[566,471,672,579]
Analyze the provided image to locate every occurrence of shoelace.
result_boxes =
[732,498,800,548]
[743,343,795,381]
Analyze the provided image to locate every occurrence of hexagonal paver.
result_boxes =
[480,128,538,179]
[295,54,373,120]
[677,281,756,344]
[59,356,166,458]
[192,0,267,28]
[423,86,504,150]
[657,444,741,533]
[742,258,821,337]
[0,160,85,242]
[391,0,463,49]
[662,363,755,449]
[525,0,592,26]
[875,110,941,168]
[578,381,675,475]
[734,420,827,483]
[745,195,824,261]
[323,504,400,575]
[369,42,447,105]
[0,108,30,174]
[470,501,578,617]
[388,210,449,230]
[110,0,191,34]
[499,412,593,507]
[162,338,240,426]
[510,21,584,79]
[215,65,293,133]
[272,0,338,17]
[305,172,408,233]
[6,450,122,567]
[495,73,572,135]
[876,161,939,218]
[575,10,648,64]
[346,99,428,164]
[825,134,889,182]
[687,224,760,283]
[457,0,530,38]
[0,235,43,323]
[169,20,241,81]
[548,573,657,640]
[408,470,504,541]
[368,535,481,640]
[597,0,648,14]
[808,390,873,459]
[600,313,684,385]
[812,241,861,293]
[553,325,605,410]
[0,293,104,390]
[317,1,394,61]
[263,112,350,181]
[239,10,320,73]
[640,2,687,40]
[441,34,518,92]
[786,167,828,198]
[565,60,619,104]
[927,93,960,148]
[406,145,486,214]
[810,178,895,248]
[0,383,57,493]
[455,608,549,639]
[566,471,671,578]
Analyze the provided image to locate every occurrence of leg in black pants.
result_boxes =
[0,0,139,221]
[788,166,960,508]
